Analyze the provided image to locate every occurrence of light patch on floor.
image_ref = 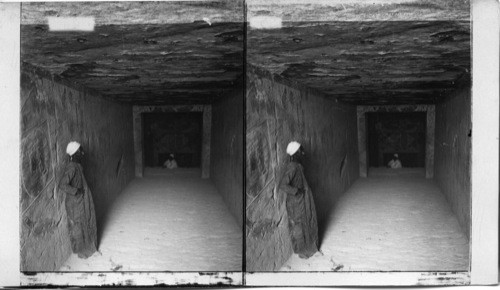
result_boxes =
[280,168,469,271]
[60,168,242,272]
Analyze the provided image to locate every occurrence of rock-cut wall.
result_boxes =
[20,65,135,271]
[434,85,471,240]
[210,89,244,227]
[246,67,359,271]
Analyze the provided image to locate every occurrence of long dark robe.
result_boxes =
[59,161,97,258]
[279,161,319,258]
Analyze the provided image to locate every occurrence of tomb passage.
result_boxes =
[245,0,471,271]
[59,168,242,271]
[280,169,469,271]
[20,1,244,272]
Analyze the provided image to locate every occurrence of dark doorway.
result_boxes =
[366,112,426,168]
[143,112,203,168]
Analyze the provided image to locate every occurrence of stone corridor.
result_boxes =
[280,168,469,272]
[60,168,242,272]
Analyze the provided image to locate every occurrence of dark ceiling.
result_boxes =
[21,1,470,106]
[247,0,471,105]
[247,20,470,105]
[21,1,244,105]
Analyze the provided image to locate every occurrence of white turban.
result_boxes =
[66,141,81,156]
[286,141,301,156]
[394,153,399,158]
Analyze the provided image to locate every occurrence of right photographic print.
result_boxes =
[245,0,473,280]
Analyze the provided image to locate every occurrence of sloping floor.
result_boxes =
[281,168,469,271]
[60,168,242,272]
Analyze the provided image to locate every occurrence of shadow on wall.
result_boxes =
[210,88,244,227]
[433,84,471,240]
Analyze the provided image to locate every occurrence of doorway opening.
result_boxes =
[366,112,426,176]
[142,112,203,169]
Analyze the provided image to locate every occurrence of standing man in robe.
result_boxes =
[59,141,98,259]
[279,141,319,259]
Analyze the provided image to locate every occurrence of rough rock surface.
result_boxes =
[59,168,242,271]
[247,0,469,22]
[211,89,244,227]
[247,20,470,105]
[20,67,135,271]
[246,68,358,271]
[281,168,469,271]
[21,2,244,105]
[22,1,244,25]
[434,85,471,239]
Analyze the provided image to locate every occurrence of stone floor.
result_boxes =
[59,168,242,272]
[280,168,469,271]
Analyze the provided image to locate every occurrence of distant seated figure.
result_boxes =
[163,153,178,169]
[387,153,403,169]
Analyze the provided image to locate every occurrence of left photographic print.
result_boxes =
[20,0,244,284]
